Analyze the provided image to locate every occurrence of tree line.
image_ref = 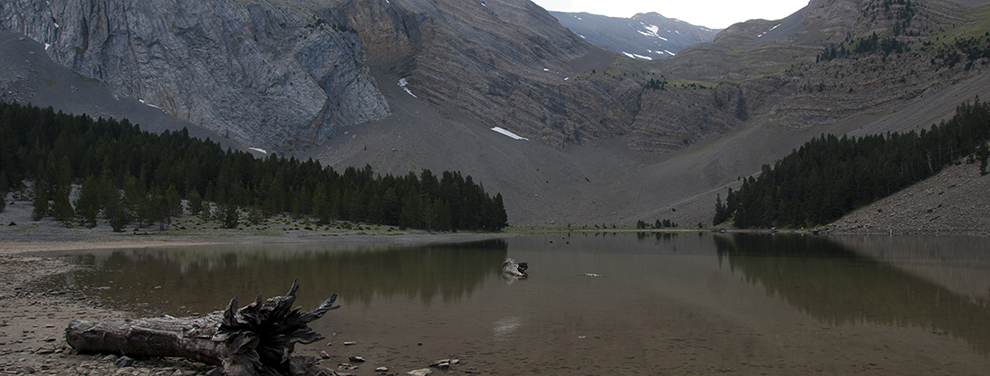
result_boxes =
[817,32,909,62]
[0,101,508,232]
[714,98,990,229]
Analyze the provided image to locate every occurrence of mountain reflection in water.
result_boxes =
[713,233,990,356]
[59,240,508,315]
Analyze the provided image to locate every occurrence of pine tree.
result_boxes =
[166,185,183,218]
[712,193,730,225]
[187,189,204,215]
[104,190,131,232]
[74,175,101,228]
[31,178,49,221]
[218,202,239,229]
[52,184,74,226]
[198,201,212,222]
[0,172,7,214]
[382,187,400,225]
[124,176,149,227]
[312,184,334,225]
[977,142,989,175]
[491,193,507,230]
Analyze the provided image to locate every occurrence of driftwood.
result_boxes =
[65,280,340,376]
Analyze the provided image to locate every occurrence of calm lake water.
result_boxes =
[50,233,990,375]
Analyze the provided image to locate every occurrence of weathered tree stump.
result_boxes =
[501,257,527,278]
[66,280,340,376]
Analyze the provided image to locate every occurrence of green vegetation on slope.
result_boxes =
[713,98,990,228]
[0,102,508,232]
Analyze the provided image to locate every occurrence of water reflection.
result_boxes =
[58,240,508,315]
[714,233,990,355]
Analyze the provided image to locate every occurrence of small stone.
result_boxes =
[406,369,432,376]
[348,356,365,363]
[429,360,453,370]
[115,355,135,368]
[103,355,117,361]
[343,341,356,346]
[320,351,330,359]
[375,366,389,372]
[430,359,456,367]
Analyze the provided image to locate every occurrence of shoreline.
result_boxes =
[0,232,519,255]
[0,231,518,376]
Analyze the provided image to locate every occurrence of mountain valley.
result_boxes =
[2,0,990,229]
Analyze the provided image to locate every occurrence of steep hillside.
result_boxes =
[1,0,390,153]
[549,11,720,60]
[0,31,241,151]
[330,0,642,148]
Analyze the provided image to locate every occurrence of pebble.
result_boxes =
[406,368,432,376]
[115,355,135,367]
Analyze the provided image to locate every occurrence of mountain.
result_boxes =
[3,0,990,228]
[549,11,720,60]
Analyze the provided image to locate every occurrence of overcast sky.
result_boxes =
[531,0,809,29]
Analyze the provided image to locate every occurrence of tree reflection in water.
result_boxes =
[58,240,508,316]
[714,233,990,356]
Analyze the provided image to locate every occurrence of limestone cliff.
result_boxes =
[1,0,390,153]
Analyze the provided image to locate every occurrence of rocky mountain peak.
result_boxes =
[549,10,719,61]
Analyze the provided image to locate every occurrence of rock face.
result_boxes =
[334,0,643,148]
[0,0,390,153]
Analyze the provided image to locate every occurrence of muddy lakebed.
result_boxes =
[43,233,990,375]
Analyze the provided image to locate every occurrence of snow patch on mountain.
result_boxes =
[491,127,528,140]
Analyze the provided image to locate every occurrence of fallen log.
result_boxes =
[66,280,340,376]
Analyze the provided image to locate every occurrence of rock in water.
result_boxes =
[502,258,528,277]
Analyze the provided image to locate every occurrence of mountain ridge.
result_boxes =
[549,11,720,60]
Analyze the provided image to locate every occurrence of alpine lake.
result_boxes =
[46,233,990,375]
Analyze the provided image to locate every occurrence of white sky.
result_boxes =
[531,0,810,29]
